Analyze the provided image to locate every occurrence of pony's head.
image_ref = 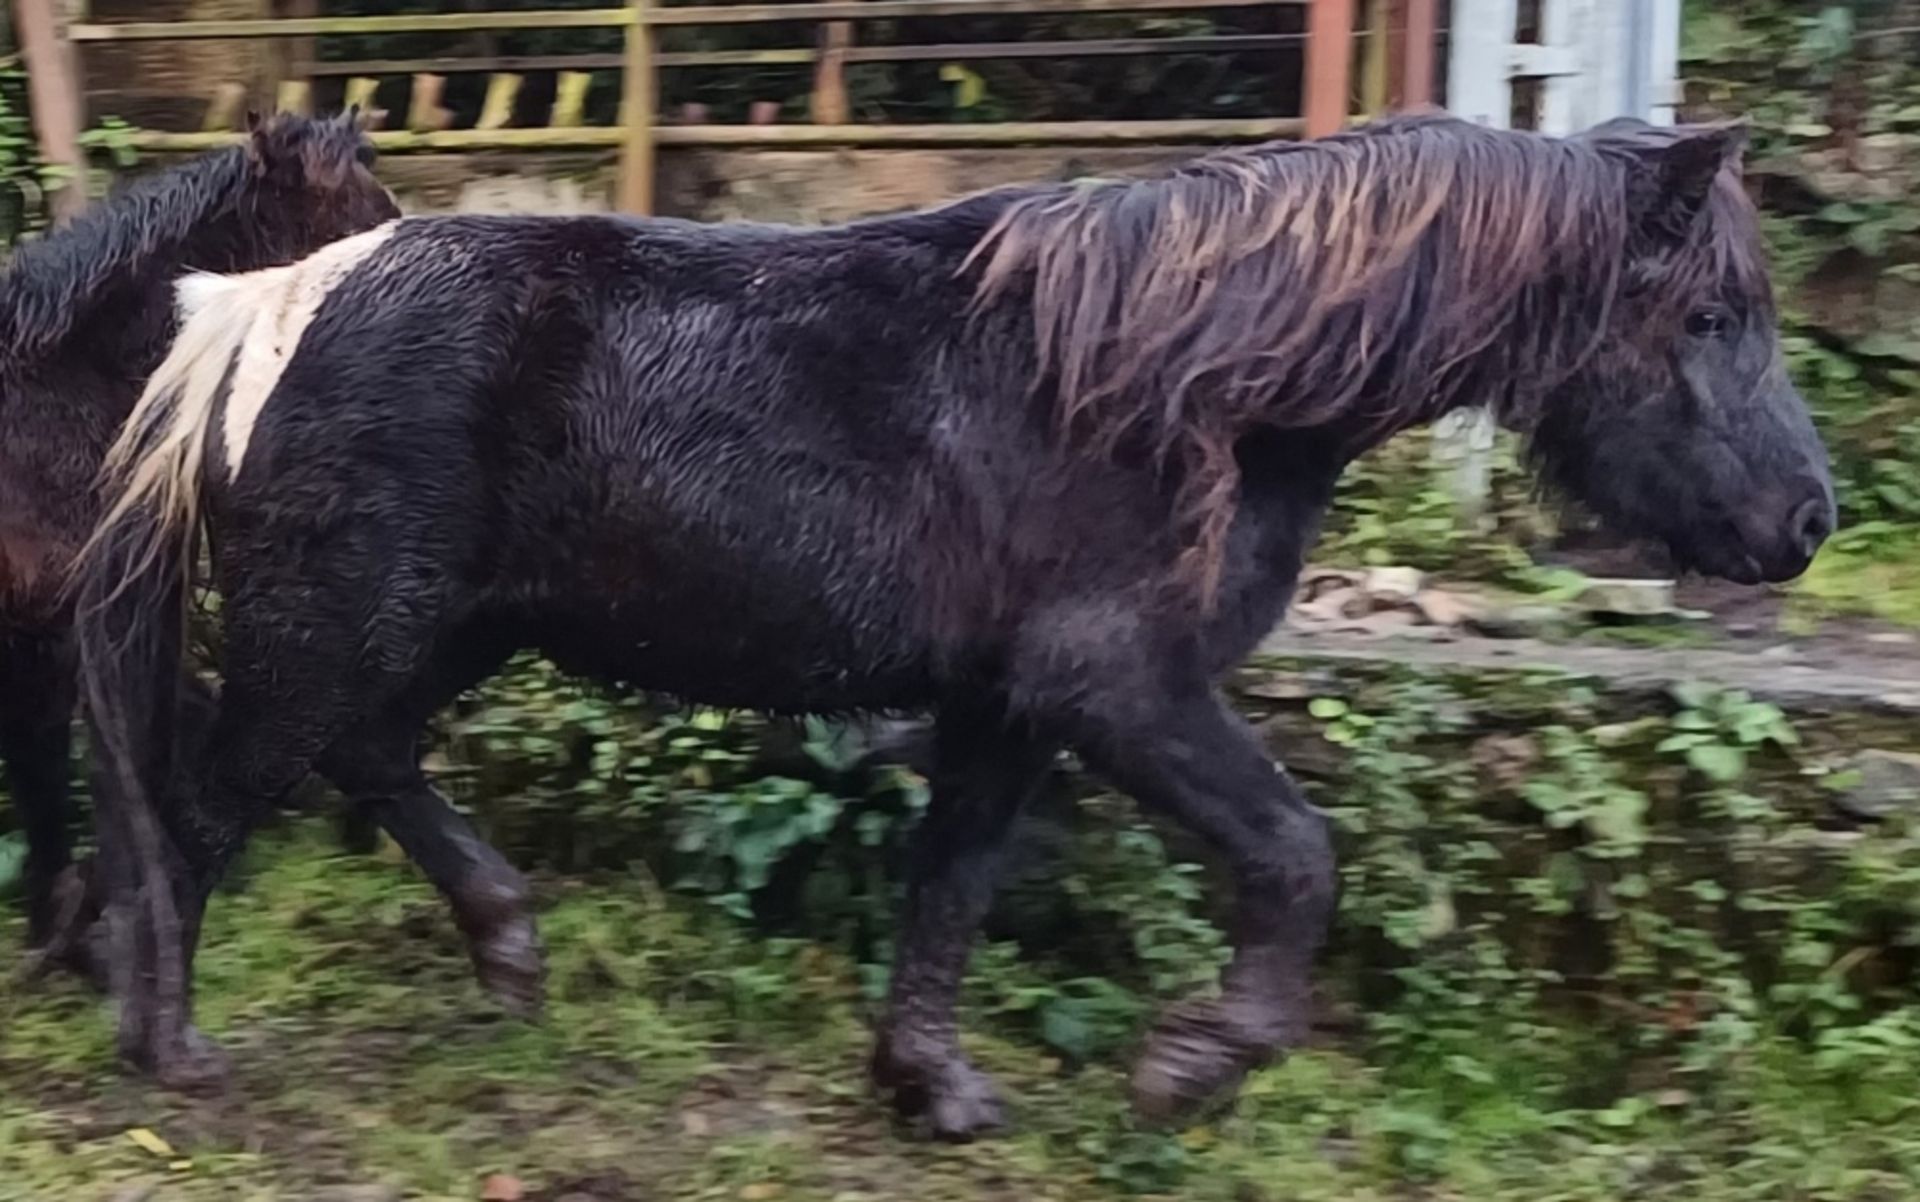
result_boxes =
[1525,118,1833,585]
[237,110,399,261]
[972,114,1834,593]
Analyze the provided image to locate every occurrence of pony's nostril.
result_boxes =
[1790,495,1833,559]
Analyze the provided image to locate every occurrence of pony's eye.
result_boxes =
[1685,309,1730,338]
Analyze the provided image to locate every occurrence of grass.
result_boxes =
[1789,524,1920,629]
[6,821,1920,1201]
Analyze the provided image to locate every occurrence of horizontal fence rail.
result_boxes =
[123,117,1308,151]
[66,0,1293,41]
[57,0,1442,214]
[298,34,1314,76]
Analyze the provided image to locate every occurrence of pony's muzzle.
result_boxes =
[1788,492,1835,563]
[1736,484,1835,584]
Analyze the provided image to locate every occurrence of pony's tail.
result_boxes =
[72,270,259,1063]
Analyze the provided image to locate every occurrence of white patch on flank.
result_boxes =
[203,219,402,479]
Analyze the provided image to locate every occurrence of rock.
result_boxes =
[1338,609,1419,635]
[1363,566,1424,604]
[1465,604,1566,640]
[1472,733,1539,792]
[1412,588,1480,628]
[1240,673,1313,702]
[1867,631,1918,646]
[481,1175,526,1202]
[1290,585,1361,626]
[1576,577,1676,620]
[1297,565,1361,592]
[1253,713,1345,779]
[1834,750,1920,822]
[1337,588,1379,620]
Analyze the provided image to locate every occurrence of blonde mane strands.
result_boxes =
[969,116,1680,598]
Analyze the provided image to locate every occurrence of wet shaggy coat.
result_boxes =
[78,113,1833,1130]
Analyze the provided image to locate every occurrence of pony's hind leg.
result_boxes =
[1070,683,1336,1125]
[1,633,85,962]
[318,705,545,1018]
[119,586,441,1089]
[872,710,1054,1140]
[120,707,342,1091]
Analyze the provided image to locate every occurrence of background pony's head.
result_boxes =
[237,110,399,264]
[1527,118,1833,584]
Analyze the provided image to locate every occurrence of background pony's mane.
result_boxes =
[0,149,250,373]
[969,114,1764,594]
[0,113,365,375]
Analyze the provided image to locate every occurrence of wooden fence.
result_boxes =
[38,0,1442,215]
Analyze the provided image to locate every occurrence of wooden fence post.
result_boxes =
[1360,0,1388,116]
[811,20,854,125]
[552,71,593,128]
[1302,0,1355,138]
[267,0,318,117]
[618,0,657,215]
[16,0,87,221]
[477,72,524,131]
[1396,0,1437,109]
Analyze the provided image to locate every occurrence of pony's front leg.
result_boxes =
[1074,684,1336,1124]
[872,712,1054,1141]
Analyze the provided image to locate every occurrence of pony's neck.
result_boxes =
[0,147,259,376]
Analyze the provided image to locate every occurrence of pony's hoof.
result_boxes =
[1128,1001,1276,1126]
[871,1036,1011,1141]
[150,1027,232,1095]
[20,864,108,989]
[456,873,547,1019]
[473,915,547,1019]
[924,1076,1009,1142]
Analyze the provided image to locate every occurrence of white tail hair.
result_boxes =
[82,220,401,589]
[84,272,262,586]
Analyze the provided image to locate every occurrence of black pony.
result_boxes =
[76,113,1834,1134]
[0,113,424,969]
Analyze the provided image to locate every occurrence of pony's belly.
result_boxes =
[524,601,939,716]
[499,499,946,712]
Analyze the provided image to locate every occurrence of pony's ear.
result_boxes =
[1625,122,1748,246]
[245,111,271,175]
[244,112,306,184]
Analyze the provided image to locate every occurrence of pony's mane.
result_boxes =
[0,113,368,374]
[968,113,1765,593]
[0,147,250,373]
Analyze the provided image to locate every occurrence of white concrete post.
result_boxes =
[1432,0,1517,528]
[1432,0,1683,527]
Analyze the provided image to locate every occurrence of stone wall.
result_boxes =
[83,0,272,131]
[375,145,1202,223]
